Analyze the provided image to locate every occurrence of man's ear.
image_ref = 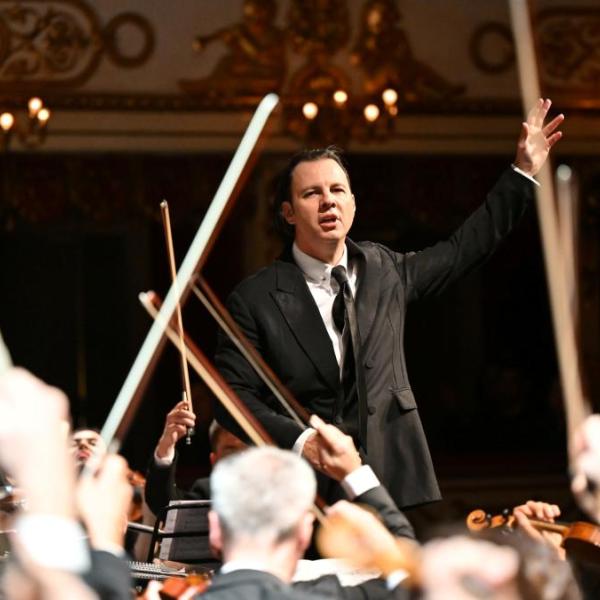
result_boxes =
[351,194,356,211]
[281,201,295,225]
[297,512,315,555]
[208,510,224,555]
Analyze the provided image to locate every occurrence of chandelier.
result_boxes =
[0,97,51,150]
[179,0,464,145]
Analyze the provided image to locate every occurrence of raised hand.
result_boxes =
[571,414,600,523]
[155,399,196,460]
[304,414,361,481]
[514,98,564,176]
[0,368,75,518]
[77,454,133,551]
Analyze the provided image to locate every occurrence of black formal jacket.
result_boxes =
[145,453,210,517]
[215,168,534,509]
[193,569,410,600]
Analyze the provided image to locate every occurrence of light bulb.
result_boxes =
[0,112,14,131]
[28,97,42,117]
[382,88,398,106]
[333,90,348,105]
[37,107,50,123]
[363,104,380,122]
[302,102,319,120]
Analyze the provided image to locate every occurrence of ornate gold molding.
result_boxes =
[469,8,600,108]
[538,8,600,97]
[0,0,154,90]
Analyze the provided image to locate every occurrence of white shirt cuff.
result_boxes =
[341,464,380,500]
[14,514,91,573]
[511,164,540,187]
[154,447,175,466]
[292,428,315,454]
[386,569,409,589]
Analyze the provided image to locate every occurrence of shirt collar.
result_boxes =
[292,242,348,286]
[220,559,277,576]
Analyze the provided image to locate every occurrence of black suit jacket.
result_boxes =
[195,569,409,600]
[83,549,132,600]
[215,168,533,509]
[145,453,210,517]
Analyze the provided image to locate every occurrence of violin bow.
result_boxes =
[160,200,195,444]
[508,1,588,447]
[139,290,327,521]
[192,275,310,428]
[100,93,279,449]
[0,329,12,375]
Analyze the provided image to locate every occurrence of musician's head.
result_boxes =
[274,147,356,262]
[70,427,106,471]
[420,531,579,600]
[208,447,316,574]
[208,420,247,465]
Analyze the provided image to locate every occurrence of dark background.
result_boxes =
[1,150,599,529]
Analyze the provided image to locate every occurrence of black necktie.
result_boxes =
[331,265,368,447]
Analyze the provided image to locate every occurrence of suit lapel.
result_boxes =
[271,255,339,392]
[348,239,382,349]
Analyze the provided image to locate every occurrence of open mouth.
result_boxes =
[319,214,338,225]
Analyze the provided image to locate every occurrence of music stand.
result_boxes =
[147,499,219,571]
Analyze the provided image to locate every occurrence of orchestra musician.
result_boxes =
[189,445,413,600]
[0,368,133,600]
[214,99,565,509]
[145,401,247,517]
[70,428,107,474]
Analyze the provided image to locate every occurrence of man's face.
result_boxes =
[282,158,355,258]
[70,430,107,468]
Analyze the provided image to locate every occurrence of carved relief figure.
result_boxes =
[287,0,349,57]
[285,0,351,104]
[351,0,464,102]
[181,0,285,98]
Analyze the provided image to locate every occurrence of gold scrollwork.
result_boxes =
[538,8,600,92]
[0,0,154,90]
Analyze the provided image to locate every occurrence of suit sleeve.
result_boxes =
[144,455,181,517]
[214,289,305,449]
[83,550,132,600]
[399,168,533,303]
[145,454,211,517]
[355,485,415,540]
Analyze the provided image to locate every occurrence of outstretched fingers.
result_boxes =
[547,131,563,149]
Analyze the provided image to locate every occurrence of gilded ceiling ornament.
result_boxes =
[180,0,285,98]
[0,0,154,90]
[284,0,352,134]
[351,0,464,103]
[286,0,349,57]
[538,8,600,91]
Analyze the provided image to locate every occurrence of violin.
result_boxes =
[467,508,600,564]
[135,572,211,599]
[127,469,147,523]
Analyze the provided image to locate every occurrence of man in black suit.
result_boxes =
[215,99,564,509]
[145,405,246,516]
[196,442,413,600]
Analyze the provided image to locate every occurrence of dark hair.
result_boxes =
[272,146,351,241]
[72,426,101,435]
